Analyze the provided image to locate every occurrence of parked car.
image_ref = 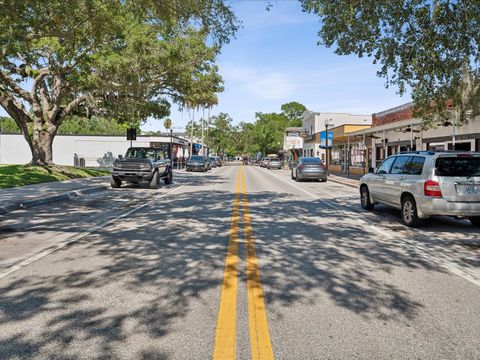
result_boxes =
[211,156,222,167]
[209,157,218,168]
[111,147,172,188]
[359,151,480,227]
[267,158,282,170]
[206,157,212,170]
[186,155,208,172]
[260,158,268,168]
[291,157,327,182]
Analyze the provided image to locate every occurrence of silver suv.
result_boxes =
[359,151,480,227]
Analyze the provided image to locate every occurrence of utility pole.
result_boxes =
[189,108,195,157]
[452,113,456,150]
[207,106,211,156]
[201,107,205,156]
[170,129,173,167]
[324,118,333,175]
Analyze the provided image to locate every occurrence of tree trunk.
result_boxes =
[30,129,56,165]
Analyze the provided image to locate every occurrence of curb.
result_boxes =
[328,177,359,189]
[0,184,108,215]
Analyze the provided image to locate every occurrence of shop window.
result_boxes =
[448,142,471,151]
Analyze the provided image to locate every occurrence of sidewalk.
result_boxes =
[0,176,110,215]
[328,171,361,188]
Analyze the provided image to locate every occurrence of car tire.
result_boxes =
[401,195,422,227]
[291,171,295,179]
[295,171,300,182]
[164,170,173,185]
[110,177,121,188]
[360,186,374,210]
[469,216,480,227]
[148,170,159,189]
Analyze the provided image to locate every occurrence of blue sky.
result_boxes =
[1,1,411,132]
[144,0,411,132]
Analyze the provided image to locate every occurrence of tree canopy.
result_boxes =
[200,102,307,157]
[300,0,480,126]
[0,0,238,164]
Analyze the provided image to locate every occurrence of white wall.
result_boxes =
[0,134,189,166]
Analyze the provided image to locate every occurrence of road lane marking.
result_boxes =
[259,167,480,288]
[213,167,242,360]
[240,167,274,360]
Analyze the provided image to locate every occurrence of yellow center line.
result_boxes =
[213,167,242,360]
[240,166,275,360]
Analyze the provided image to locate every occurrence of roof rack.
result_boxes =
[397,151,435,155]
[397,150,480,155]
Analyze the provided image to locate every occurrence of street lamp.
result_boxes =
[324,118,333,175]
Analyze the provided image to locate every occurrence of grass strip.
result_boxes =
[0,165,110,189]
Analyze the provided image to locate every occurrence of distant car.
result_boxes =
[111,147,172,188]
[291,157,327,182]
[209,157,218,167]
[211,156,222,167]
[267,158,282,170]
[359,151,480,227]
[186,155,208,172]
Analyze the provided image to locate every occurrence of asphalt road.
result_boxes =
[0,164,479,359]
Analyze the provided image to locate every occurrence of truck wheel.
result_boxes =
[469,217,480,227]
[148,170,159,188]
[164,171,173,185]
[111,177,121,188]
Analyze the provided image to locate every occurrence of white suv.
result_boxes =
[359,151,480,227]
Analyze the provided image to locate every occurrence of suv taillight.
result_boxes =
[298,164,305,170]
[424,180,442,197]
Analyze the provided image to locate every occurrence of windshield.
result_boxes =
[436,157,480,177]
[301,157,322,164]
[125,148,158,160]
[190,156,204,161]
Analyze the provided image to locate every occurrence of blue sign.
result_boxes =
[319,131,333,149]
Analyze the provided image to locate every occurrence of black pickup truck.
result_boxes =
[111,147,173,188]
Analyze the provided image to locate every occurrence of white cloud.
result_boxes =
[221,64,297,101]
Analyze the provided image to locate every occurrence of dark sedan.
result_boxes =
[291,157,327,182]
[186,155,208,172]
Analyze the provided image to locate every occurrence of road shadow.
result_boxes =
[0,187,466,358]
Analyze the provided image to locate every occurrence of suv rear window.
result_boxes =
[301,157,322,164]
[436,157,480,177]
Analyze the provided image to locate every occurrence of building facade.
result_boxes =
[302,110,372,160]
[331,102,480,176]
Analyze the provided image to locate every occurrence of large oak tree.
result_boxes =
[0,0,237,164]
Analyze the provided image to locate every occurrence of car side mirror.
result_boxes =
[368,167,374,173]
[118,154,123,159]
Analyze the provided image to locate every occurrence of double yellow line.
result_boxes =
[213,166,274,360]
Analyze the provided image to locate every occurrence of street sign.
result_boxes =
[319,131,333,149]
[126,128,137,141]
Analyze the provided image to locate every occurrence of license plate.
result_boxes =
[458,185,480,195]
